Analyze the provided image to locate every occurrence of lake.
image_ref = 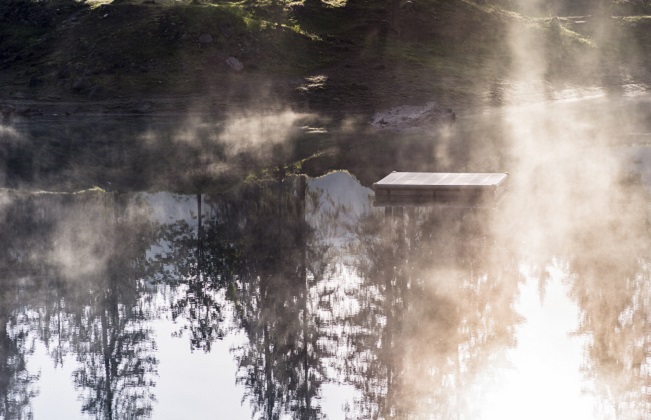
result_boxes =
[2,92,651,419]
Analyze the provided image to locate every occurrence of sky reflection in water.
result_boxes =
[0,93,651,419]
[2,132,651,419]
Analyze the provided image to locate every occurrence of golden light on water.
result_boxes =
[481,261,596,420]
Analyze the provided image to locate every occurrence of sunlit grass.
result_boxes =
[286,22,322,40]
[320,0,347,7]
[558,25,596,48]
[619,15,651,22]
[459,0,528,22]
[162,1,319,39]
[86,0,112,8]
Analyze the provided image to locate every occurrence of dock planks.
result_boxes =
[373,172,509,206]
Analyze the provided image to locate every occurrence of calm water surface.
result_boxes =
[3,95,651,419]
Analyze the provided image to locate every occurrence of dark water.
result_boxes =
[3,94,651,419]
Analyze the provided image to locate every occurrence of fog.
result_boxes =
[435,2,651,417]
[327,2,651,418]
[495,1,649,268]
[2,1,651,419]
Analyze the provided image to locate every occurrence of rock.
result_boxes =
[199,33,213,44]
[371,102,456,131]
[226,56,244,72]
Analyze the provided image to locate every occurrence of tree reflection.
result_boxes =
[567,184,651,418]
[228,174,328,420]
[152,173,332,419]
[65,194,158,420]
[72,284,157,420]
[145,172,524,419]
[0,191,59,419]
[153,193,243,351]
[0,306,38,420]
[0,190,159,420]
[339,205,520,419]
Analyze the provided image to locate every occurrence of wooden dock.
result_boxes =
[373,172,509,206]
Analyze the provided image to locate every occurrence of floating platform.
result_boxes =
[373,172,509,207]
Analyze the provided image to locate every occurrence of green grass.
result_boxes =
[1,0,648,111]
[619,15,651,22]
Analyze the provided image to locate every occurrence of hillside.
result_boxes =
[1,0,651,118]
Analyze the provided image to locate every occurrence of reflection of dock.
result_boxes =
[372,172,508,207]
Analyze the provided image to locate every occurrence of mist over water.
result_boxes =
[477,2,651,418]
[1,124,651,419]
[3,2,651,420]
[0,110,321,192]
[495,1,650,300]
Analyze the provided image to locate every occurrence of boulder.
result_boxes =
[226,56,244,72]
[371,102,456,131]
[199,33,213,44]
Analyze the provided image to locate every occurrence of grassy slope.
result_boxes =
[1,0,327,103]
[3,0,648,116]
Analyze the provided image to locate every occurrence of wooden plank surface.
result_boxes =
[373,172,508,190]
[373,172,509,207]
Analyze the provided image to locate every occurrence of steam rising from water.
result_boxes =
[134,108,315,181]
[483,3,651,418]
[372,4,651,419]
[2,4,651,419]
[170,108,312,162]
[495,7,648,261]
[0,123,23,188]
[0,124,19,140]
[219,110,309,159]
